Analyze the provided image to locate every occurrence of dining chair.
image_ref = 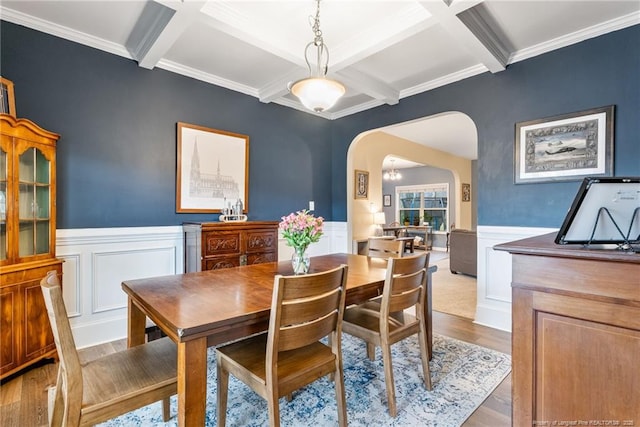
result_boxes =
[216,265,349,427]
[367,237,404,258]
[40,270,177,427]
[342,253,432,417]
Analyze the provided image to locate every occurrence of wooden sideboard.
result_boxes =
[183,221,278,273]
[495,233,639,426]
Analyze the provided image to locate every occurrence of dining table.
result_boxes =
[122,253,436,426]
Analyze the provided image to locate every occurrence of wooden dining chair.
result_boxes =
[216,265,349,427]
[367,237,404,259]
[342,253,432,417]
[40,270,177,427]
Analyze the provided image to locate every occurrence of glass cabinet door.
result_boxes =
[0,146,6,261]
[18,147,50,257]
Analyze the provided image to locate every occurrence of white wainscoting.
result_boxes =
[56,226,184,348]
[57,222,349,349]
[475,225,557,332]
[55,222,552,348]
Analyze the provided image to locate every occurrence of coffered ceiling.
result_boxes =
[1,0,638,160]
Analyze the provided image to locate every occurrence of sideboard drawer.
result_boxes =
[246,229,277,254]
[204,231,241,256]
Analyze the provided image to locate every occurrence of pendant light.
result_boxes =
[289,0,345,113]
[383,159,402,181]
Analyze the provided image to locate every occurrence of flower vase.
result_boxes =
[291,247,310,275]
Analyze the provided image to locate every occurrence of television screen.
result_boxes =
[555,177,640,249]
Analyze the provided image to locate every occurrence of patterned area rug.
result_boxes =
[100,333,510,426]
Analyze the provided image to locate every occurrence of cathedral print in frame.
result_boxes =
[176,122,249,213]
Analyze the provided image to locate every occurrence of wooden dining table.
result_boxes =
[122,253,436,426]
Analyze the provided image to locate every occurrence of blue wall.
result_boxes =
[2,21,639,229]
[1,21,333,227]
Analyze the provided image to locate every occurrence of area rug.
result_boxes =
[99,333,510,427]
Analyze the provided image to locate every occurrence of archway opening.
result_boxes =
[346,111,478,246]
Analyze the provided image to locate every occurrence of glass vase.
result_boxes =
[291,247,310,275]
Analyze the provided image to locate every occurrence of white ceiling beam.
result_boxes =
[128,1,205,70]
[419,0,507,73]
[335,69,399,105]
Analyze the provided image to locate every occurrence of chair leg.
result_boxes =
[418,321,433,390]
[48,366,65,427]
[366,342,376,361]
[161,397,171,421]
[266,389,280,427]
[216,361,229,427]
[381,343,397,417]
[334,363,348,427]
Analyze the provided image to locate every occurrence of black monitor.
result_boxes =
[555,177,640,249]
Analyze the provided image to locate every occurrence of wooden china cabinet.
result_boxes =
[0,113,62,379]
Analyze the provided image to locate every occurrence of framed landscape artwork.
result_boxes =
[514,105,614,184]
[354,170,369,199]
[176,122,249,213]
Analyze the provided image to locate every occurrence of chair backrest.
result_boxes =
[367,238,404,258]
[40,270,83,425]
[380,253,430,324]
[266,265,348,358]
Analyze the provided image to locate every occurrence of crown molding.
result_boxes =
[156,59,259,98]
[509,11,640,64]
[0,6,132,60]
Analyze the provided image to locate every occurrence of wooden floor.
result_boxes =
[0,311,511,426]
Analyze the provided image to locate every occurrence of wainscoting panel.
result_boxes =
[92,247,176,314]
[476,226,557,332]
[61,254,81,318]
[56,226,184,348]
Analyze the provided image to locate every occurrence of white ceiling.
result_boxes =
[2,0,638,160]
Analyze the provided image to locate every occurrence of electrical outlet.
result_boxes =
[309,201,315,211]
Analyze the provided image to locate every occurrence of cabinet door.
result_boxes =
[22,279,55,359]
[535,311,640,422]
[0,284,21,374]
[17,145,53,260]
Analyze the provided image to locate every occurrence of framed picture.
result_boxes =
[514,105,614,184]
[383,194,392,207]
[176,122,249,213]
[462,183,471,202]
[0,77,16,117]
[354,170,369,199]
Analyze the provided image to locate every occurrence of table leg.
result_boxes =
[425,269,434,360]
[127,298,146,348]
[177,338,208,426]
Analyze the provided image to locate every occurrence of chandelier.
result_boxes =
[383,159,402,181]
[289,0,345,113]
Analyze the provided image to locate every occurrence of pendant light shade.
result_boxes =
[289,0,345,113]
[290,77,345,113]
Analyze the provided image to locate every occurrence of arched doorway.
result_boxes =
[346,111,478,245]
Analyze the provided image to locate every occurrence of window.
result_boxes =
[396,183,449,232]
